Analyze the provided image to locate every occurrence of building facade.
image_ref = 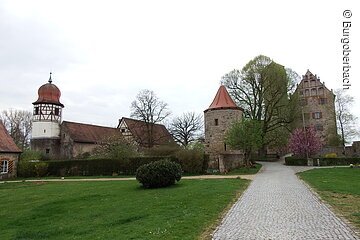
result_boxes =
[204,85,244,172]
[0,121,22,179]
[293,70,338,146]
[31,74,174,159]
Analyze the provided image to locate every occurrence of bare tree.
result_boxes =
[334,89,359,147]
[169,112,203,147]
[0,109,32,149]
[130,89,171,147]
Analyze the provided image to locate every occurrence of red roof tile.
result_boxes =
[0,121,22,153]
[62,121,120,143]
[205,85,242,112]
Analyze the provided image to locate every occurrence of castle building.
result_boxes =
[293,70,337,146]
[31,74,174,159]
[204,85,244,172]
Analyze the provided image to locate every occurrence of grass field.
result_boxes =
[0,179,249,240]
[299,167,360,230]
[226,163,262,175]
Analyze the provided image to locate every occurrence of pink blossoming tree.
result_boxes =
[288,127,322,158]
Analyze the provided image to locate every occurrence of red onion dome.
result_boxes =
[32,73,64,107]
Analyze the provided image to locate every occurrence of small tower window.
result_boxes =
[54,108,60,116]
[34,107,39,115]
[214,119,219,126]
[224,143,227,151]
[43,129,46,133]
[45,149,50,154]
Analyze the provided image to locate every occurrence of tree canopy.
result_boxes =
[222,55,299,156]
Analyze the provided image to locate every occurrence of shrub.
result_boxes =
[20,150,43,161]
[175,148,204,174]
[18,160,37,177]
[324,153,337,158]
[284,157,307,166]
[136,160,182,188]
[143,144,180,156]
[34,162,48,177]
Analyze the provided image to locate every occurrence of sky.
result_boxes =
[0,1,359,132]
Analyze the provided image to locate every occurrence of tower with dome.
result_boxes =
[31,73,64,158]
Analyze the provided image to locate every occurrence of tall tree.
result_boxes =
[222,55,298,156]
[225,119,262,166]
[0,109,32,150]
[169,112,203,147]
[130,89,171,147]
[334,89,359,147]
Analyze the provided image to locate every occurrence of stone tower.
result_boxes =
[204,85,243,171]
[31,73,64,159]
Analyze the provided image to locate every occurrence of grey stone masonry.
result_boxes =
[213,161,359,240]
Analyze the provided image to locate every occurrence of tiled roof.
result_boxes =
[119,117,174,147]
[0,121,22,153]
[62,121,120,143]
[205,85,242,112]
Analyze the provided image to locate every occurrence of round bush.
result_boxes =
[136,160,182,188]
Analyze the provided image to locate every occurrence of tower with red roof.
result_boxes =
[204,85,243,171]
[31,73,64,158]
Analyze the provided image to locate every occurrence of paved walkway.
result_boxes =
[213,161,359,240]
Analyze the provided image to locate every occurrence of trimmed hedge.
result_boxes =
[285,157,360,166]
[45,156,179,177]
[136,160,182,188]
[284,157,308,166]
[17,152,209,178]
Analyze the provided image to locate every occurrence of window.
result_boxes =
[305,89,310,96]
[311,88,317,96]
[0,160,8,173]
[300,91,304,96]
[46,149,50,154]
[319,98,327,105]
[224,143,227,151]
[304,81,309,87]
[311,80,316,86]
[318,87,324,95]
[214,119,219,126]
[54,108,60,116]
[313,112,322,119]
[34,107,39,115]
[121,128,126,133]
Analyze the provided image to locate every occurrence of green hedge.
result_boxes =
[317,157,360,166]
[45,156,179,177]
[284,157,308,166]
[285,157,360,166]
[18,152,210,178]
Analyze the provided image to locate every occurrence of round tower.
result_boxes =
[204,85,243,170]
[31,73,64,158]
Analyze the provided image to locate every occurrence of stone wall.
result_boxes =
[0,153,20,179]
[204,108,242,170]
[31,138,61,160]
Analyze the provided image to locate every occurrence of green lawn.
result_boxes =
[226,163,262,175]
[0,179,249,240]
[299,167,360,230]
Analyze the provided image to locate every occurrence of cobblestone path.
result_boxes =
[213,161,359,240]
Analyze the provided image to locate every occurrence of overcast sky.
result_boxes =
[0,1,359,131]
